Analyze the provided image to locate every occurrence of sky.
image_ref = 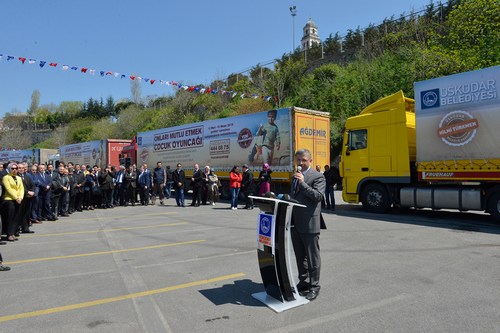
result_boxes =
[0,0,434,117]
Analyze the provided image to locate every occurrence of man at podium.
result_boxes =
[291,149,326,301]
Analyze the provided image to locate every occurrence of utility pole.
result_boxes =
[289,6,297,51]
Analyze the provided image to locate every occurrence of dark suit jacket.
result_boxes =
[172,169,185,189]
[291,167,326,234]
[28,172,40,196]
[125,171,137,189]
[241,170,255,192]
[21,173,35,197]
[36,171,52,195]
[73,171,86,194]
[99,170,115,190]
[191,169,202,188]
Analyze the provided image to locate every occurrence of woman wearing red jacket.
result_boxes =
[229,165,242,210]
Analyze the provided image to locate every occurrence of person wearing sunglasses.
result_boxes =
[1,163,24,242]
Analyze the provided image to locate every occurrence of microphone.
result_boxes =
[296,166,302,173]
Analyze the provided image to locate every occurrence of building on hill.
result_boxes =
[301,18,320,50]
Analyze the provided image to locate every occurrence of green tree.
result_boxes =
[445,0,500,68]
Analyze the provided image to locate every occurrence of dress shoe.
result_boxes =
[305,290,319,301]
[22,229,35,234]
[33,220,43,224]
[60,213,69,217]
[0,241,7,245]
[0,265,11,271]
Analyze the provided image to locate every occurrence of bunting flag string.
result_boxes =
[0,51,276,103]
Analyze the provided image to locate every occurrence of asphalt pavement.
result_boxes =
[0,192,499,333]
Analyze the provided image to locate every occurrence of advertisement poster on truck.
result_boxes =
[415,66,500,161]
[137,109,292,172]
[60,140,104,167]
[294,111,330,169]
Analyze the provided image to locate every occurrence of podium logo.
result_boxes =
[260,216,271,235]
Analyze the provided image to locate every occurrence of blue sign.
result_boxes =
[258,213,274,247]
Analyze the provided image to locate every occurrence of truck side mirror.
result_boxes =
[345,144,350,156]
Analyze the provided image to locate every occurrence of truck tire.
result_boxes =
[487,191,500,222]
[361,183,391,214]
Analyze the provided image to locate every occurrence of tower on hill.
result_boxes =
[301,18,320,50]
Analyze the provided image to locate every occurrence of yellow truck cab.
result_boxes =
[340,91,416,212]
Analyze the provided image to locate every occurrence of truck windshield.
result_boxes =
[349,129,367,150]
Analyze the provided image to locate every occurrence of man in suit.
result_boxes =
[114,165,126,206]
[124,166,137,206]
[172,163,185,207]
[99,164,115,208]
[137,163,152,205]
[73,164,86,211]
[190,164,202,207]
[51,165,69,217]
[291,148,326,301]
[37,164,56,221]
[28,164,41,223]
[18,163,35,233]
[241,164,254,209]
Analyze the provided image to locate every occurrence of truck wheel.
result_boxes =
[361,183,391,213]
[487,192,500,222]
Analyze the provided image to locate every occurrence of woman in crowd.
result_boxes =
[201,165,212,205]
[207,167,220,206]
[258,163,272,196]
[2,163,24,241]
[83,167,97,210]
[229,165,242,210]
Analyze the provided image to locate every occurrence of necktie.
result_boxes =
[293,178,299,194]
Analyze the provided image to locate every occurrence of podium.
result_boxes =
[249,196,309,312]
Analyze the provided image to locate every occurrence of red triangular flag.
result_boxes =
[18,57,27,64]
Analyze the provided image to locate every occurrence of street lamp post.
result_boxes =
[289,6,297,51]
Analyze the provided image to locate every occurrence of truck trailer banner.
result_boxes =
[0,149,37,164]
[137,109,292,172]
[415,66,500,161]
[60,140,104,167]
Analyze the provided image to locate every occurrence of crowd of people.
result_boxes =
[0,156,339,274]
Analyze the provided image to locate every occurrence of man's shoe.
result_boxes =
[60,213,69,217]
[22,229,35,234]
[33,220,43,224]
[0,241,7,245]
[0,265,11,271]
[305,290,319,301]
